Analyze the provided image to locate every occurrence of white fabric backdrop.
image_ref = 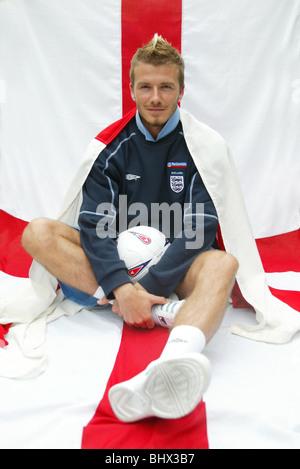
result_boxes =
[0,0,122,220]
[0,0,300,238]
[182,0,300,237]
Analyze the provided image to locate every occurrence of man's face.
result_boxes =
[130,63,185,139]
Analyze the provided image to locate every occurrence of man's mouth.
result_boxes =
[147,108,165,113]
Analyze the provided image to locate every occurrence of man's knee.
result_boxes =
[176,250,238,298]
[22,218,56,255]
[205,250,238,277]
[217,251,239,277]
[190,250,238,285]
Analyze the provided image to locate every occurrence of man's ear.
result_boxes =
[178,84,185,102]
[130,83,136,101]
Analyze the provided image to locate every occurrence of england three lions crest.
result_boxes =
[170,172,184,193]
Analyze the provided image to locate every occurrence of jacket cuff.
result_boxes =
[100,269,132,300]
[138,270,171,298]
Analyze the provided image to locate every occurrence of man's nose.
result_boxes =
[150,88,161,104]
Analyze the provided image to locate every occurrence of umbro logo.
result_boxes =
[126,174,141,181]
[169,338,188,344]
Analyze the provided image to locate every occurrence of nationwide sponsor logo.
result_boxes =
[167,162,187,168]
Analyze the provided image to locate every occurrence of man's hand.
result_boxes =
[111,283,168,329]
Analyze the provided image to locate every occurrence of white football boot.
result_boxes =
[151,300,185,328]
[108,352,211,422]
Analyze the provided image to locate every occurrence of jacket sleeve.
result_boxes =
[138,172,219,297]
[78,155,131,299]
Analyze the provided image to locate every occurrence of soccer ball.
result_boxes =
[116,226,170,283]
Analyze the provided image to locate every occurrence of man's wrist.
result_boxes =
[134,282,147,292]
[113,282,134,300]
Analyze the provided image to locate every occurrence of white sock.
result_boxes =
[159,325,206,360]
[93,286,105,300]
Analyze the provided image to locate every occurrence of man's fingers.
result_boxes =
[150,295,169,306]
[97,296,110,306]
[112,300,122,316]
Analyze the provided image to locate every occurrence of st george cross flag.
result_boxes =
[0,0,299,450]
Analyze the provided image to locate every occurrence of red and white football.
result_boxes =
[116,226,170,283]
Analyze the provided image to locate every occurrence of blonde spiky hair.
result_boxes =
[152,33,161,47]
[130,34,185,88]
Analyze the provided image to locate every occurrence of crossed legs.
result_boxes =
[22,217,238,341]
[23,217,239,420]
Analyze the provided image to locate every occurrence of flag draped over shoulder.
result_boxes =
[0,106,299,375]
